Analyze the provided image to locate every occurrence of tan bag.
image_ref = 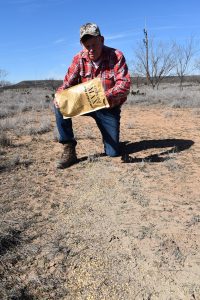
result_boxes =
[55,78,110,118]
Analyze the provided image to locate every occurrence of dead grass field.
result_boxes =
[0,83,200,299]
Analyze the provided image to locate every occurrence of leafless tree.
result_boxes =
[0,69,10,87]
[126,59,135,77]
[173,38,196,90]
[135,32,175,89]
[195,59,200,73]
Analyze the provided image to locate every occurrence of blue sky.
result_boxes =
[1,0,200,83]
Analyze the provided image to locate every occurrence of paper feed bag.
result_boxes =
[55,78,110,118]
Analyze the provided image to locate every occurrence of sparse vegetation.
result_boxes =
[26,118,52,136]
[0,82,200,299]
[0,130,12,147]
[127,81,200,107]
[0,88,52,119]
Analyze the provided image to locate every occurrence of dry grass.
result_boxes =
[128,82,200,108]
[0,82,200,299]
[0,131,12,147]
[0,88,53,119]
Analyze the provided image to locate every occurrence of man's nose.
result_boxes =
[88,46,94,52]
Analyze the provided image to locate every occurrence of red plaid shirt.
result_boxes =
[57,45,131,107]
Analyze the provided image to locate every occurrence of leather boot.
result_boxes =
[57,143,77,169]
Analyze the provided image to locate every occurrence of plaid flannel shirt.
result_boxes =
[57,45,131,107]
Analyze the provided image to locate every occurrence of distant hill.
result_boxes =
[0,80,63,91]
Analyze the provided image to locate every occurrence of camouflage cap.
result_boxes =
[80,23,101,41]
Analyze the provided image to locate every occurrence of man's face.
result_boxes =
[82,36,104,61]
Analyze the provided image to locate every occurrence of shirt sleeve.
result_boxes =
[105,51,131,105]
[56,54,81,93]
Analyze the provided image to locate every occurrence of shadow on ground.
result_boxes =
[0,229,21,256]
[121,138,194,163]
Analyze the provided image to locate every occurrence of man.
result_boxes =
[54,22,131,168]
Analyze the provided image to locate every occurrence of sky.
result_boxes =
[1,0,200,83]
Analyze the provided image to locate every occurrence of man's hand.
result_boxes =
[53,95,60,108]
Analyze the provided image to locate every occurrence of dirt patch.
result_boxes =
[0,104,200,299]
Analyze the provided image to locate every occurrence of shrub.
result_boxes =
[0,131,12,147]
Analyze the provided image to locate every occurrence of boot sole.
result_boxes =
[56,158,78,169]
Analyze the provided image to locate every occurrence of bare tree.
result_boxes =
[126,59,135,77]
[0,69,10,87]
[135,31,175,89]
[195,59,200,73]
[173,38,196,90]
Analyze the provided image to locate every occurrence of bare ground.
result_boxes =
[0,103,200,299]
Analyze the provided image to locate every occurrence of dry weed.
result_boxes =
[128,82,200,108]
[0,130,12,147]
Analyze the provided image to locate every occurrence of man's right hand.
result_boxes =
[53,96,60,108]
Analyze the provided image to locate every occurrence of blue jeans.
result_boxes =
[54,106,121,157]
